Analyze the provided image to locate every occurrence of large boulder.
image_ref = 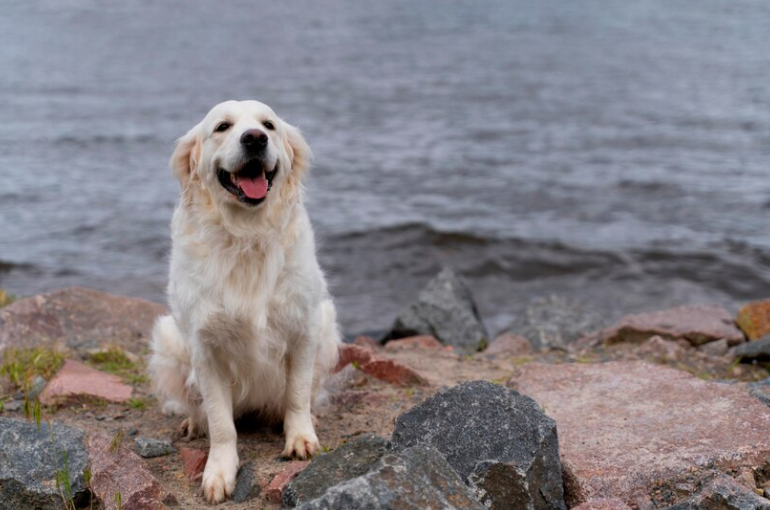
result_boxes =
[295,444,485,510]
[391,380,566,510]
[507,295,605,351]
[508,361,770,508]
[283,435,391,507]
[591,304,745,347]
[0,418,90,510]
[0,287,165,354]
[381,268,488,352]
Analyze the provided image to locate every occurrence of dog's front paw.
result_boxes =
[282,415,320,460]
[201,447,238,504]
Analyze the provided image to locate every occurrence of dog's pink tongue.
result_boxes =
[236,176,269,199]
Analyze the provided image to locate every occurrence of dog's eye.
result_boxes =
[263,120,275,131]
[215,122,231,133]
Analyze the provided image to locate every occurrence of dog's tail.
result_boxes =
[148,314,196,416]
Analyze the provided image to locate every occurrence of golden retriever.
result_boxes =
[149,100,340,503]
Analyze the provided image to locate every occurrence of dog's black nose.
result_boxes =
[240,129,268,148]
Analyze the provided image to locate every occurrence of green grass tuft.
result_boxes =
[1,347,64,391]
[86,346,148,386]
[126,397,149,411]
[0,289,15,308]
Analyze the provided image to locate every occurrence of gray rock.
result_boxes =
[28,376,47,400]
[748,378,770,407]
[659,472,770,510]
[134,436,176,458]
[0,417,90,510]
[284,435,391,507]
[295,444,484,510]
[735,335,770,362]
[2,400,22,412]
[392,380,566,510]
[508,295,605,351]
[699,338,730,357]
[232,461,260,503]
[381,267,488,352]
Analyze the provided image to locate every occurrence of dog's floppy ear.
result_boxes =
[170,122,202,189]
[282,121,312,184]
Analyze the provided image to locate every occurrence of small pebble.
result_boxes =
[135,436,176,458]
[128,428,139,437]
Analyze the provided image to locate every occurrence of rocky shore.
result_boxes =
[2,268,770,510]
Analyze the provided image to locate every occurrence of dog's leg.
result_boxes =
[194,350,239,504]
[282,337,321,459]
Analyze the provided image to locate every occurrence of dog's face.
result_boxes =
[171,100,310,210]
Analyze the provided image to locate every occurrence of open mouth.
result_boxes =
[216,159,278,206]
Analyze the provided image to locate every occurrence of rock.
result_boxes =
[571,499,633,510]
[485,333,533,356]
[391,380,566,510]
[295,444,485,510]
[636,335,689,362]
[360,357,428,387]
[593,304,745,347]
[353,336,380,350]
[0,286,165,354]
[180,447,207,481]
[699,338,730,357]
[336,344,428,387]
[88,432,164,510]
[508,361,770,508]
[736,299,770,341]
[734,335,770,362]
[381,267,488,352]
[508,295,605,351]
[0,417,90,510]
[39,359,133,405]
[134,436,176,458]
[384,335,443,351]
[2,400,22,412]
[748,378,770,407]
[232,461,260,503]
[659,472,770,510]
[265,461,308,504]
[283,435,391,507]
[28,376,47,400]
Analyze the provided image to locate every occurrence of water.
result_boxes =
[1,0,770,335]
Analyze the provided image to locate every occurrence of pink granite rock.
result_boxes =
[39,359,133,405]
[180,447,208,481]
[88,433,164,510]
[590,305,745,347]
[484,333,532,356]
[0,286,165,354]
[265,461,308,504]
[570,499,632,510]
[336,344,428,387]
[508,361,770,508]
[384,335,443,351]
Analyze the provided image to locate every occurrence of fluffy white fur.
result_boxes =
[149,100,340,504]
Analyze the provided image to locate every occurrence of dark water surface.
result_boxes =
[2,0,770,334]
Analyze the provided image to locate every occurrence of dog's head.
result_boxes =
[171,100,311,211]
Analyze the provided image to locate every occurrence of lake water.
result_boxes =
[2,0,770,335]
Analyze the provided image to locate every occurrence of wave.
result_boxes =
[323,222,770,300]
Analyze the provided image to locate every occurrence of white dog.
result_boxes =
[149,100,340,504]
